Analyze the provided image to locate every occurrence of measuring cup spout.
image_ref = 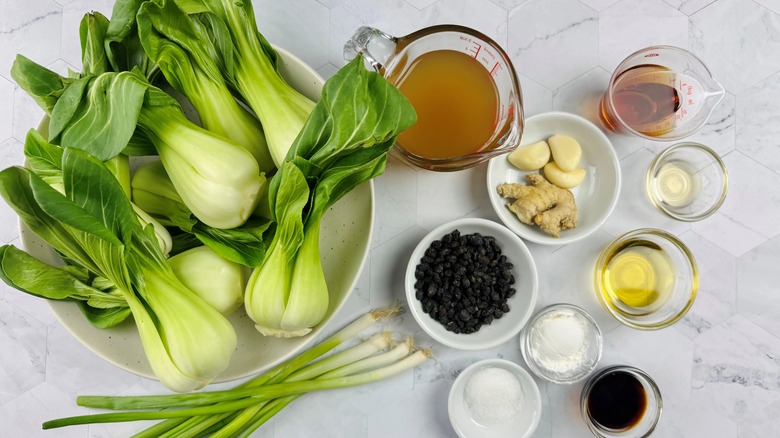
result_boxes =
[343,26,398,71]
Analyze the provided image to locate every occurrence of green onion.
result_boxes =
[42,306,432,436]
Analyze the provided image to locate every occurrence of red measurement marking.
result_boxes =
[688,98,694,105]
[489,62,501,76]
[644,53,659,57]
[470,43,482,59]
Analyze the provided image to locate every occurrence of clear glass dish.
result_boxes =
[646,142,728,222]
[519,303,602,384]
[580,365,663,438]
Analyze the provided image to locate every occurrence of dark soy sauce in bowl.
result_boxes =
[586,369,647,431]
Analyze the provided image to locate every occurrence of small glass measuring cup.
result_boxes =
[344,25,524,171]
[599,46,725,141]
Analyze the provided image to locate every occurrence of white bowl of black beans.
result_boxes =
[405,218,539,350]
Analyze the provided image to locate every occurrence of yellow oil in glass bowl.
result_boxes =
[594,228,698,330]
[601,241,676,315]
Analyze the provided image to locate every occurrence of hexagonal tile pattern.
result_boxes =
[12,86,44,143]
[599,0,688,73]
[415,165,492,231]
[419,0,508,48]
[59,0,115,71]
[1,2,780,437]
[517,73,553,117]
[694,151,780,256]
[580,0,621,11]
[254,0,330,69]
[664,0,716,15]
[737,235,780,339]
[0,382,87,438]
[736,71,780,173]
[531,228,622,332]
[329,0,425,67]
[44,323,143,396]
[691,315,780,434]
[372,156,419,247]
[0,299,47,406]
[755,0,780,14]
[315,62,340,80]
[508,0,598,89]
[316,0,347,8]
[651,90,736,158]
[404,0,439,9]
[0,140,24,245]
[0,77,14,140]
[0,0,62,84]
[690,0,780,93]
[551,67,610,122]
[663,403,738,437]
[601,148,692,238]
[489,0,530,10]
[601,324,694,412]
[369,225,429,308]
[45,58,78,77]
[675,230,736,338]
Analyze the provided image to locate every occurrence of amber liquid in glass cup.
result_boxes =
[600,46,724,141]
[344,25,524,171]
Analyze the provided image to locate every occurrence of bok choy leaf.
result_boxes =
[0,148,237,392]
[244,56,417,337]
[12,56,264,229]
[137,0,272,171]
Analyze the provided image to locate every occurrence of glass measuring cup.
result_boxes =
[599,46,725,141]
[344,25,524,171]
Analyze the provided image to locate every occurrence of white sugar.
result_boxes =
[463,366,523,425]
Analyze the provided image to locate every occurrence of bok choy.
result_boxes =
[11,56,264,229]
[169,245,247,316]
[130,160,270,267]
[180,0,317,167]
[137,0,273,171]
[0,147,236,392]
[244,56,417,337]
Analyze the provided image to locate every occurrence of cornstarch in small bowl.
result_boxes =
[520,303,602,384]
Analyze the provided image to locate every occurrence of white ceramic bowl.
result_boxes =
[487,111,621,245]
[448,358,542,438]
[405,218,538,350]
[21,47,374,383]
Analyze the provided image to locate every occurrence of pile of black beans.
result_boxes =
[413,229,516,334]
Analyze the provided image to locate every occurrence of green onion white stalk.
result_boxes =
[42,306,432,436]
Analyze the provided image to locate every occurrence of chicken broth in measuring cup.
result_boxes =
[344,25,523,171]
[387,50,499,159]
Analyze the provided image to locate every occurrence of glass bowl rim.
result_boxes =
[593,228,699,330]
[519,303,603,384]
[645,142,728,222]
[579,364,663,438]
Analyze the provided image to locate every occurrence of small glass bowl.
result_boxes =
[646,142,728,221]
[594,229,699,330]
[580,365,663,438]
[520,303,602,384]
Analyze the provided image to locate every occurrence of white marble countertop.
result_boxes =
[2,0,779,437]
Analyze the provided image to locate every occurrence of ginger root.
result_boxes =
[497,174,578,238]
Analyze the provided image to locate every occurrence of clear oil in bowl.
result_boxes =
[598,239,676,316]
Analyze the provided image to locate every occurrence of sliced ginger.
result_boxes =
[497,174,578,238]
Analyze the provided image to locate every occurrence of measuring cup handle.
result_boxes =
[343,26,398,71]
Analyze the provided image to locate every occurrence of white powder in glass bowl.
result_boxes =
[522,305,602,383]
